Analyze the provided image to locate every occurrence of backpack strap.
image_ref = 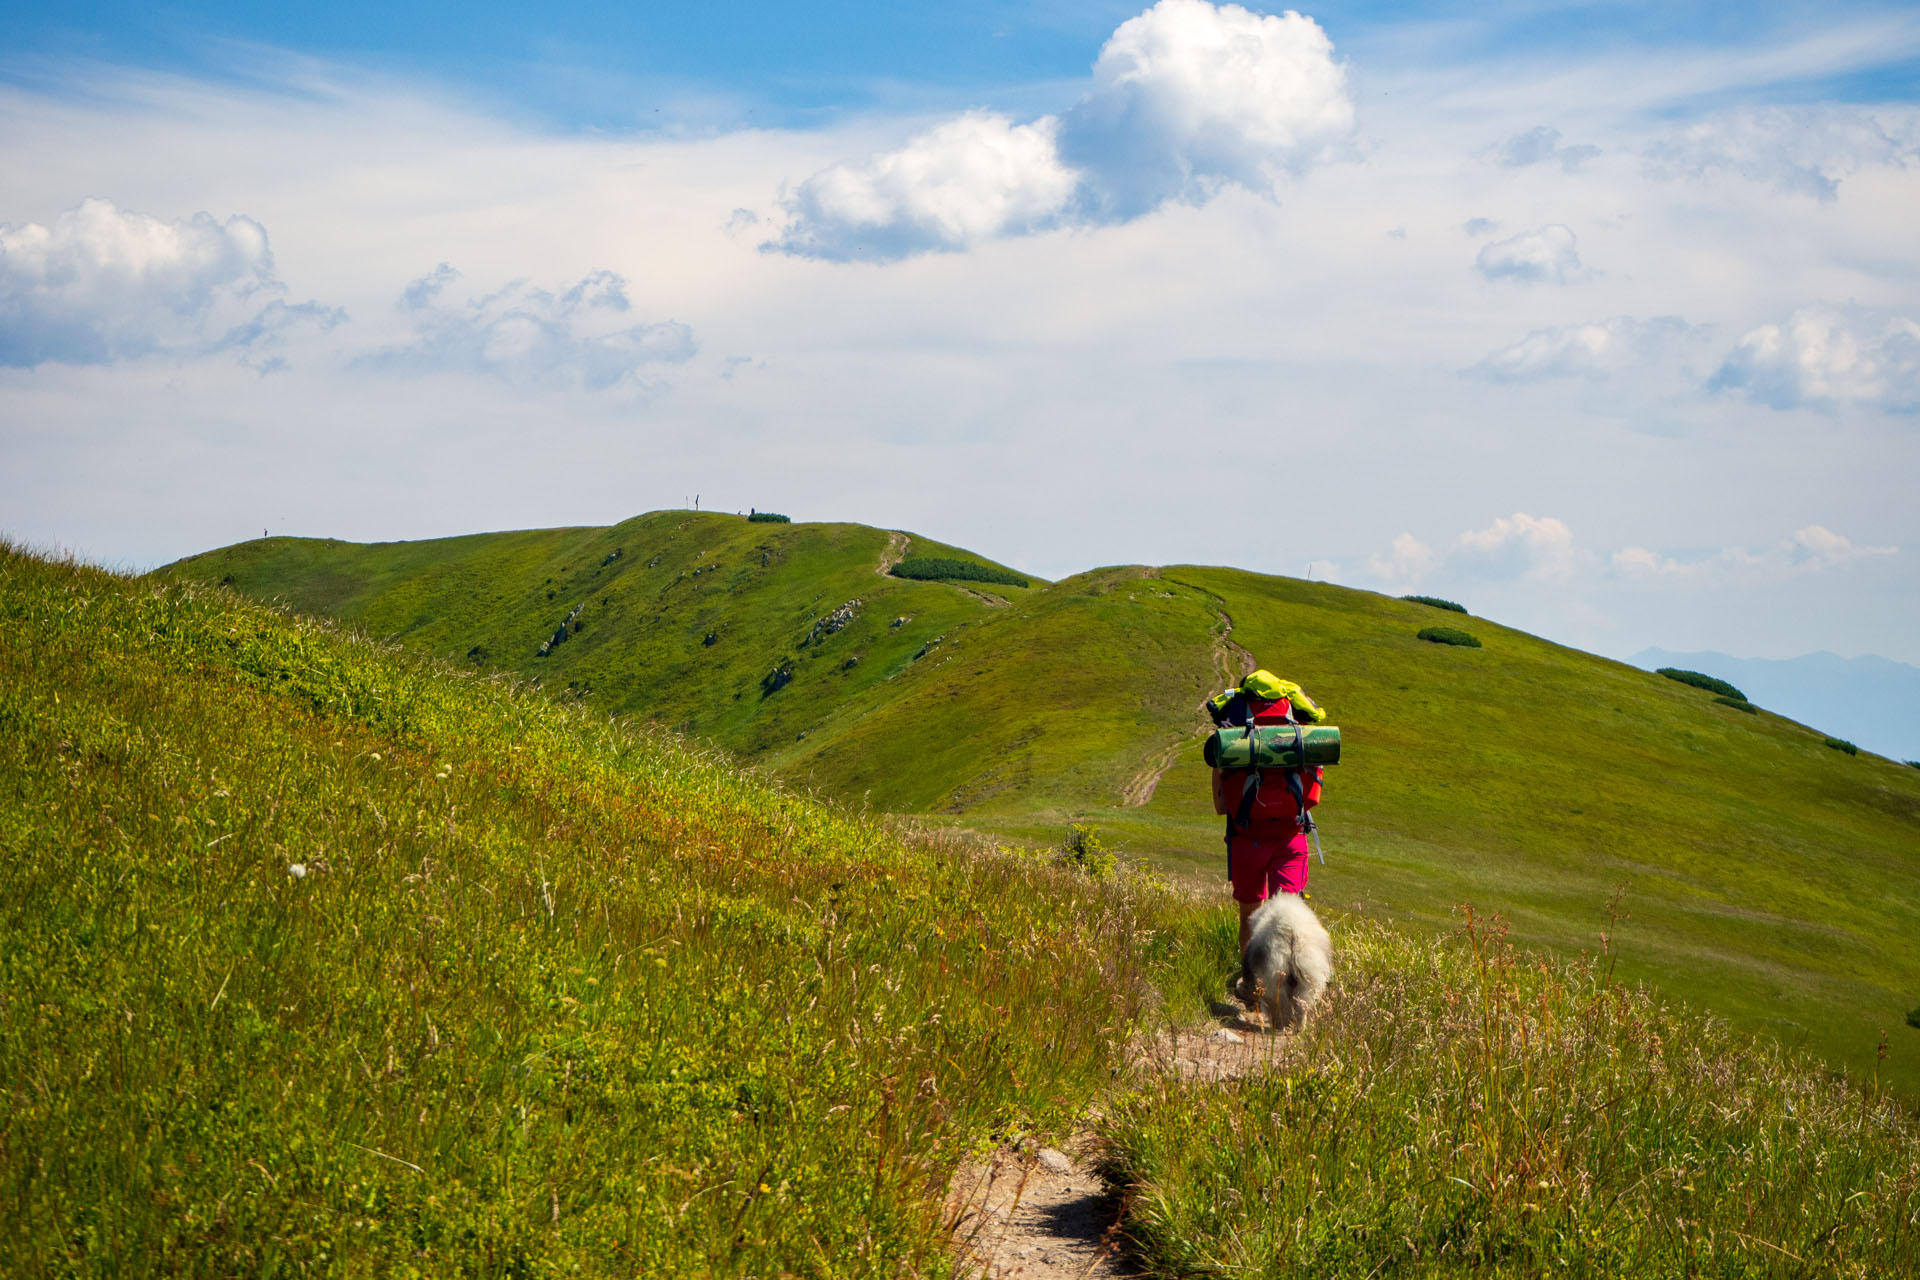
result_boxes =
[1231,714,1262,834]
[1280,719,1315,836]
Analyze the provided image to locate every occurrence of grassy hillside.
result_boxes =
[162,517,1920,1097]
[10,543,1920,1276]
[166,512,1035,760]
[1,545,1149,1275]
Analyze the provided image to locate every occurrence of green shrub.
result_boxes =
[1401,594,1467,614]
[747,511,790,523]
[1908,1006,1920,1030]
[1715,695,1757,714]
[1057,823,1117,878]
[1824,737,1858,756]
[1657,668,1746,701]
[889,556,1029,589]
[1417,625,1481,648]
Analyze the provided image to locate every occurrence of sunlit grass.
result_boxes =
[1103,905,1920,1277]
[0,545,1158,1276]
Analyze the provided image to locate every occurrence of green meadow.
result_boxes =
[168,512,1920,1097]
[9,541,1920,1275]
[1,546,1149,1274]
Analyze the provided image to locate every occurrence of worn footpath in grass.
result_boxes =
[1105,905,1920,1278]
[0,545,1154,1277]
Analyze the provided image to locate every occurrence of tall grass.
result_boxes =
[0,546,1164,1276]
[1104,906,1920,1277]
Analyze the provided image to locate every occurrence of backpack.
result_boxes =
[1204,670,1335,843]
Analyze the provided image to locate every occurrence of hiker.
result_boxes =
[1208,669,1327,954]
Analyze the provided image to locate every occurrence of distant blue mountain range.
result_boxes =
[1630,649,1920,763]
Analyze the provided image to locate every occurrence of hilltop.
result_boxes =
[164,512,1920,1096]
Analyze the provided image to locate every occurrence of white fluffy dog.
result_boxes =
[1238,894,1332,1032]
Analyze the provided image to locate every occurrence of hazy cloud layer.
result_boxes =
[1496,125,1600,172]
[770,0,1354,261]
[1614,525,1898,580]
[1474,224,1583,284]
[1710,306,1920,412]
[0,198,336,367]
[1470,315,1699,382]
[361,266,696,390]
[1374,518,1895,600]
[1644,105,1920,200]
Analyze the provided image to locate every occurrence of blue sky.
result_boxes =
[3,0,1919,675]
[12,2,1918,126]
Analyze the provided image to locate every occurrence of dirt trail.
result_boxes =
[956,585,1011,608]
[1211,608,1257,688]
[948,1003,1291,1278]
[1119,743,1184,808]
[876,530,909,577]
[1119,608,1255,809]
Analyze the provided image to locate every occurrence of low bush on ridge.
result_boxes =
[1715,694,1758,713]
[0,545,1160,1277]
[1658,667,1747,701]
[746,511,789,523]
[1401,594,1467,614]
[1827,736,1860,755]
[1104,908,1920,1278]
[888,556,1029,589]
[1417,625,1481,648]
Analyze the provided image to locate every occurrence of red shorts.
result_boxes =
[1229,831,1310,904]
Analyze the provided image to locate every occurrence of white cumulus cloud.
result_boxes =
[769,0,1354,261]
[1363,532,1439,591]
[1709,306,1920,413]
[1058,0,1355,220]
[769,112,1077,261]
[1366,513,1581,591]
[1469,315,1699,382]
[1644,105,1920,201]
[0,197,337,367]
[361,265,696,390]
[1474,224,1584,285]
[1455,512,1580,583]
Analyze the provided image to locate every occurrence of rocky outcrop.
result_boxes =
[536,602,587,657]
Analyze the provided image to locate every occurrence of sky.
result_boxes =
[3,1,1919,668]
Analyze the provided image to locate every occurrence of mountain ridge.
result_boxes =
[162,510,1920,1094]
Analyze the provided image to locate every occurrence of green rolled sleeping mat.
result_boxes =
[1203,724,1342,769]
